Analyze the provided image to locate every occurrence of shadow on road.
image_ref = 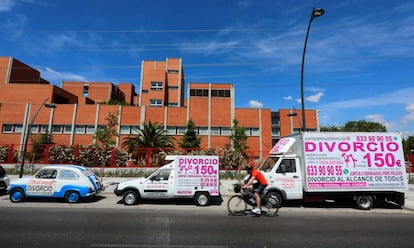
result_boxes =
[283,199,403,210]
[7,195,107,204]
[116,196,223,206]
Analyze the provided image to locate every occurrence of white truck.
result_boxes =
[259,132,408,210]
[114,155,220,206]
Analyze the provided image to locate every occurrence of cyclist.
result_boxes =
[243,164,268,215]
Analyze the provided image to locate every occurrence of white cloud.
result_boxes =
[306,92,324,103]
[249,100,264,108]
[365,114,390,129]
[41,67,87,85]
[0,0,15,12]
[283,96,292,100]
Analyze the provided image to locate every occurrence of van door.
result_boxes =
[143,169,172,199]
[273,158,303,200]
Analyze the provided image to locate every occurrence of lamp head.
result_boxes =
[312,8,325,19]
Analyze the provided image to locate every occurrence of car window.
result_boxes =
[58,170,79,180]
[35,169,58,179]
[276,159,297,173]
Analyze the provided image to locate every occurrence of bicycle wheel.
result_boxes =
[262,192,281,217]
[227,195,247,216]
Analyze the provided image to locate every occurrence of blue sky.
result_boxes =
[1,0,414,137]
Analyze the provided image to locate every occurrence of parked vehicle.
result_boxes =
[7,164,102,203]
[259,132,408,210]
[0,165,10,194]
[114,155,220,206]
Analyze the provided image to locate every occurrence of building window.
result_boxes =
[167,69,179,74]
[166,126,186,135]
[190,89,209,97]
[211,89,230,97]
[245,127,260,136]
[168,102,178,107]
[177,127,186,135]
[221,127,231,135]
[120,126,131,135]
[211,127,221,135]
[75,125,86,134]
[2,124,23,133]
[198,127,208,135]
[166,126,176,135]
[86,125,95,134]
[2,124,13,133]
[142,90,148,94]
[150,99,162,107]
[272,127,280,136]
[168,86,179,90]
[151,81,163,91]
[83,85,89,97]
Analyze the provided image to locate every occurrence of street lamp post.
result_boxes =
[287,107,303,134]
[19,98,56,178]
[300,7,324,132]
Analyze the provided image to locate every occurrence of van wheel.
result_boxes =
[356,195,373,210]
[65,191,81,203]
[195,192,210,206]
[123,190,139,205]
[10,188,25,203]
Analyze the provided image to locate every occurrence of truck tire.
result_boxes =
[123,190,139,205]
[356,195,373,210]
[195,192,210,206]
[265,191,283,208]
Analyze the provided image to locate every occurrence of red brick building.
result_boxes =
[0,56,318,159]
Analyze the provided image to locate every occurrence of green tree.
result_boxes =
[31,130,54,162]
[403,136,414,156]
[179,119,201,150]
[95,112,118,147]
[229,119,249,159]
[343,120,386,132]
[121,121,174,150]
[320,120,387,132]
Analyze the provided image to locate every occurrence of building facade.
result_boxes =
[0,56,318,160]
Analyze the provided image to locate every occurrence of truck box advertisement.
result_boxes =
[301,132,408,191]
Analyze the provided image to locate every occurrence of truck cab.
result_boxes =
[259,155,303,201]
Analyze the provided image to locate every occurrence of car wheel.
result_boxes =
[65,191,81,203]
[10,188,25,203]
[195,192,210,206]
[123,190,139,205]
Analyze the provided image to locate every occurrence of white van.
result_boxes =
[114,155,220,206]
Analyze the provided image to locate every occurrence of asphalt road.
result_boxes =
[1,206,414,248]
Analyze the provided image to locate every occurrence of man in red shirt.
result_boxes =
[243,165,268,215]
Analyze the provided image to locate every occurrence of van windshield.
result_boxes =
[258,157,280,172]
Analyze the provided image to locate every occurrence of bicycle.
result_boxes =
[227,183,281,217]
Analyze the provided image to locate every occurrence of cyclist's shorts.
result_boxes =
[253,183,267,195]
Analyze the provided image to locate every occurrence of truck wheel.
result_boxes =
[356,195,373,210]
[265,192,283,208]
[123,190,139,205]
[10,188,25,203]
[65,191,81,203]
[195,192,210,206]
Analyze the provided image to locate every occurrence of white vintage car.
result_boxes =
[7,165,102,203]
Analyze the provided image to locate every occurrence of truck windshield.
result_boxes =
[258,157,280,172]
